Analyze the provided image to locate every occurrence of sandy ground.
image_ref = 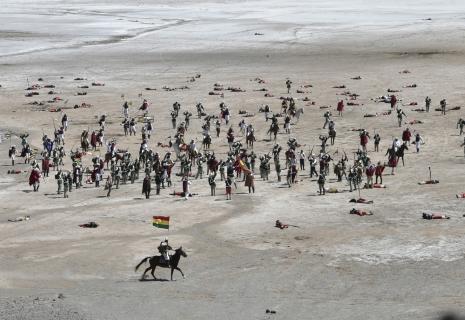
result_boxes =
[1,1,465,319]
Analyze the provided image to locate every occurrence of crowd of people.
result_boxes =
[6,79,461,205]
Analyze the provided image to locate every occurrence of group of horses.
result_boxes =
[266,107,304,141]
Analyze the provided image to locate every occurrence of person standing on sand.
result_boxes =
[402,128,412,144]
[308,154,318,178]
[129,118,137,136]
[195,156,204,179]
[457,118,465,136]
[390,95,397,109]
[284,115,291,134]
[374,133,381,152]
[299,150,306,171]
[375,161,385,184]
[337,99,344,117]
[323,111,331,129]
[154,172,161,195]
[55,170,63,194]
[275,159,282,182]
[225,176,232,200]
[318,174,326,195]
[142,174,151,199]
[397,108,406,127]
[41,156,50,177]
[425,96,431,112]
[365,163,375,188]
[29,165,41,192]
[286,79,292,94]
[208,172,216,196]
[215,120,221,138]
[67,172,73,193]
[171,111,177,129]
[61,113,68,131]
[245,172,255,193]
[146,121,153,139]
[360,130,370,152]
[8,145,16,166]
[182,175,191,200]
[414,133,424,153]
[440,99,447,115]
[224,107,231,125]
[386,146,397,175]
[122,101,130,119]
[63,172,69,198]
[106,174,113,197]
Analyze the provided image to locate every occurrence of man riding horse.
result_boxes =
[158,237,172,265]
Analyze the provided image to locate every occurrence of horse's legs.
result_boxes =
[151,265,157,280]
[141,266,151,280]
[402,157,405,166]
[172,267,185,280]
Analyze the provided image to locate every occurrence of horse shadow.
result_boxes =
[133,197,145,200]
[21,190,33,193]
[97,195,107,198]
[139,278,169,282]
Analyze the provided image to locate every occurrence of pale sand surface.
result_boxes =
[1,1,465,319]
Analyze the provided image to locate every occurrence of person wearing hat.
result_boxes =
[8,145,17,166]
[158,237,172,265]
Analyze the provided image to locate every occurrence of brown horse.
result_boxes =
[246,131,256,148]
[81,131,89,152]
[135,247,187,281]
[396,143,408,166]
[104,151,123,168]
[267,123,279,141]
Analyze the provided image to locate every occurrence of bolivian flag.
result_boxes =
[238,159,251,174]
[153,216,170,229]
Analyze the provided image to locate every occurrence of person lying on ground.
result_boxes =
[422,213,450,220]
[349,208,373,216]
[275,220,288,229]
[349,198,373,204]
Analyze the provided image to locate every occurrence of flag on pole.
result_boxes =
[153,216,170,229]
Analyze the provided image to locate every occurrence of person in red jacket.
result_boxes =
[337,100,344,117]
[360,130,370,152]
[41,156,50,177]
[390,95,397,109]
[402,128,412,144]
[375,161,385,184]
[29,166,41,192]
[90,131,97,151]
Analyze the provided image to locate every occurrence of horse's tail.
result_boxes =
[135,257,150,272]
